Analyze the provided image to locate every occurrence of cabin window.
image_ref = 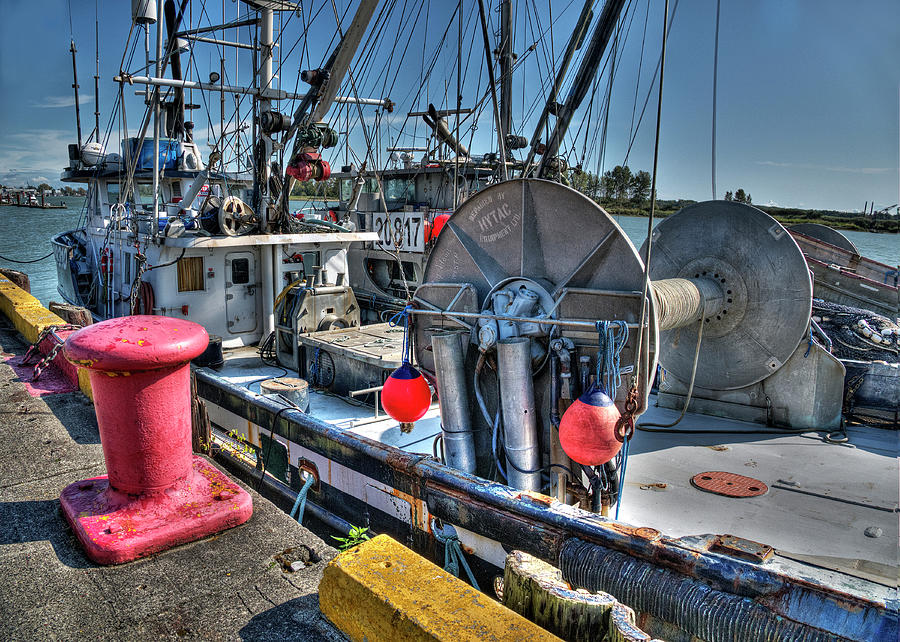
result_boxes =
[106,182,121,205]
[340,179,352,202]
[231,258,250,284]
[384,179,414,202]
[136,183,154,202]
[177,256,205,292]
[122,251,131,284]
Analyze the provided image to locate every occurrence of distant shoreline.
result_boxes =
[600,201,899,234]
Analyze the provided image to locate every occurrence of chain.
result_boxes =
[129,252,149,315]
[615,386,640,442]
[22,324,82,381]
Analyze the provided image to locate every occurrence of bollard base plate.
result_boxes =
[60,456,253,565]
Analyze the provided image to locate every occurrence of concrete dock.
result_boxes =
[0,315,346,640]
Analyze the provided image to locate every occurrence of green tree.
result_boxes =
[610,165,632,201]
[629,170,651,203]
[600,170,615,200]
[735,188,747,203]
[745,193,752,204]
[37,183,52,192]
[569,169,601,200]
[724,191,733,201]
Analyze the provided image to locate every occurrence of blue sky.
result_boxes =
[0,0,897,213]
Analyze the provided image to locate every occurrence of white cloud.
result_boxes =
[0,129,74,187]
[31,95,93,109]
[755,160,894,175]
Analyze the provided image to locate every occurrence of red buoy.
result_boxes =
[381,362,432,424]
[558,383,622,466]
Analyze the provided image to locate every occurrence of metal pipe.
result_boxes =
[175,17,259,38]
[523,0,594,174]
[497,338,541,491]
[433,332,477,474]
[115,76,392,108]
[475,0,508,178]
[152,0,163,239]
[183,34,261,51]
[537,0,626,177]
[69,39,83,151]
[498,0,513,155]
[261,245,275,337]
[408,308,640,331]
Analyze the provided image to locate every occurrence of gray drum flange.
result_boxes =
[414,178,657,412]
[645,201,812,390]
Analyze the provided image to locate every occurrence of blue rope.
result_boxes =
[804,325,814,358]
[596,320,630,520]
[596,320,629,395]
[434,530,480,590]
[615,438,630,520]
[309,347,321,385]
[289,473,316,525]
[388,304,413,363]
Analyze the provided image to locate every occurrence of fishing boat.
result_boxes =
[47,1,896,640]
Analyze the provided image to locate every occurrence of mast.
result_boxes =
[536,0,626,178]
[476,0,507,179]
[152,0,163,238]
[498,0,513,157]
[522,0,594,175]
[69,39,83,151]
[93,1,100,140]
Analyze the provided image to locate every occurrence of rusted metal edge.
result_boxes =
[193,367,898,642]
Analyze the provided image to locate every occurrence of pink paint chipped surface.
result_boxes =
[4,354,77,396]
[60,456,253,565]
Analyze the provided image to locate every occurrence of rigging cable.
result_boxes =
[623,0,670,521]
[711,0,721,200]
[622,0,680,167]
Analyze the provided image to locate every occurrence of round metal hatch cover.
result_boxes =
[690,471,768,498]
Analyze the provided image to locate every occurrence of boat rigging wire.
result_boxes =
[711,0,721,199]
[632,0,669,392]
[622,0,680,167]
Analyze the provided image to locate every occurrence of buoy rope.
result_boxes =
[388,304,414,363]
[596,320,629,396]
[434,527,480,590]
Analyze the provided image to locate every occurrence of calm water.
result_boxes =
[1,199,895,306]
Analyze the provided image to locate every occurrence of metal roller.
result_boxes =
[414,178,657,415]
[432,332,477,473]
[645,201,812,390]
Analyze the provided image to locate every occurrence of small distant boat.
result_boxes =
[789,224,898,319]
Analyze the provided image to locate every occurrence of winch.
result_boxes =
[411,179,843,506]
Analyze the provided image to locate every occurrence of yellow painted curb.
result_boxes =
[0,273,93,399]
[319,534,561,642]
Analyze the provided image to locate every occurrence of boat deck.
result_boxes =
[215,345,898,589]
[620,403,898,583]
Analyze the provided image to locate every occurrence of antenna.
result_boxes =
[93,0,100,141]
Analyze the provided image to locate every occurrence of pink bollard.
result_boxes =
[60,315,252,564]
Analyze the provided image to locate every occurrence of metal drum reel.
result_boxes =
[645,201,813,391]
[413,179,658,477]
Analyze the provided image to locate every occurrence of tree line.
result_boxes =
[569,165,652,205]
